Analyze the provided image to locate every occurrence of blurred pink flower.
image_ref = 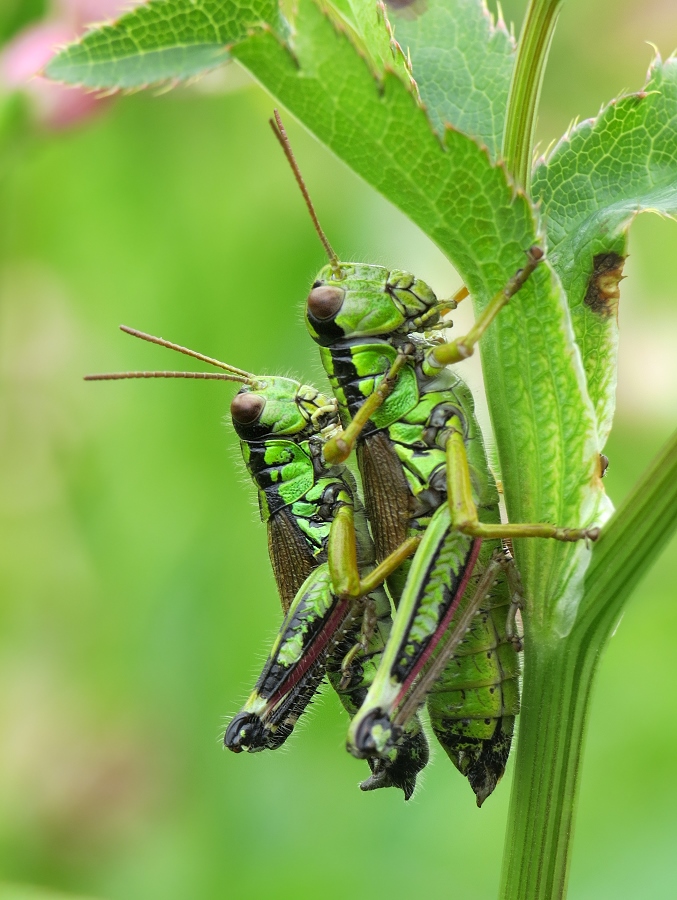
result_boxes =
[56,1,143,28]
[0,1,142,130]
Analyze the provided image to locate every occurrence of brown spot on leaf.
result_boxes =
[584,252,626,317]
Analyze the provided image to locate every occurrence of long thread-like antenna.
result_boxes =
[84,326,255,384]
[269,109,340,271]
[84,371,246,382]
[119,325,253,378]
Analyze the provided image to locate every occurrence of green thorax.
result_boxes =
[320,340,420,433]
[241,437,317,523]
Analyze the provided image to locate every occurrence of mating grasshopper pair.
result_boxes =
[87,113,598,805]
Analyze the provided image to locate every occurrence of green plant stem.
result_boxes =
[499,634,593,900]
[500,428,677,900]
[502,0,565,187]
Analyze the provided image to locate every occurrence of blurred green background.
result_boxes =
[0,1,676,898]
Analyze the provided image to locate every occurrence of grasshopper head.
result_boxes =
[305,263,440,346]
[230,376,338,442]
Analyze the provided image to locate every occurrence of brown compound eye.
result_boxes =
[231,391,265,425]
[307,284,345,321]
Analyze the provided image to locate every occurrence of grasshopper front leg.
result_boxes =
[423,245,544,369]
[327,500,421,602]
[326,500,420,689]
[323,347,413,466]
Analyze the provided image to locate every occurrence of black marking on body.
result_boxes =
[245,441,296,518]
[329,342,387,439]
[421,402,467,448]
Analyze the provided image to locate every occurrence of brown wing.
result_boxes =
[358,431,412,562]
[268,507,317,613]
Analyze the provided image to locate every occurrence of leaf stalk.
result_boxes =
[503,0,565,187]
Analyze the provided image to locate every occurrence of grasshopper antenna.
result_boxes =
[84,325,255,384]
[269,109,340,273]
[84,370,247,382]
[119,325,253,376]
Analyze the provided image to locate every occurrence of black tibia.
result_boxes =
[268,508,317,613]
[358,432,412,561]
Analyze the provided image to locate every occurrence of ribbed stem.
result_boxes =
[502,0,565,187]
[499,634,596,899]
[500,428,677,899]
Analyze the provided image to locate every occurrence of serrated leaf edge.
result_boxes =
[533,52,672,172]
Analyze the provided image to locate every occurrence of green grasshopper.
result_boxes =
[271,111,600,805]
[85,327,428,798]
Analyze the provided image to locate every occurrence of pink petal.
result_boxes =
[0,21,111,129]
[0,23,76,87]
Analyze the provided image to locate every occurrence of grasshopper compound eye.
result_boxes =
[224,712,266,753]
[231,391,265,425]
[307,284,345,321]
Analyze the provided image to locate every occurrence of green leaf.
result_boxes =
[45,0,286,89]
[386,0,516,159]
[532,55,677,446]
[231,0,609,632]
[344,0,412,79]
